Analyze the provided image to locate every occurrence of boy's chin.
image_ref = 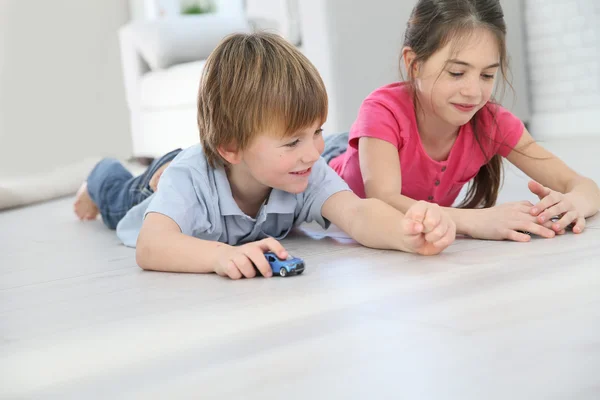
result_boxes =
[273,180,310,194]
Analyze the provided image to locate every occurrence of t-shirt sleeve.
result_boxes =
[491,105,525,157]
[145,163,212,237]
[295,157,350,229]
[348,99,405,150]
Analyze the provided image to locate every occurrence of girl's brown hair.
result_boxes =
[402,0,512,208]
[197,32,328,167]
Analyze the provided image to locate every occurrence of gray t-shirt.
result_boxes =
[116,144,350,247]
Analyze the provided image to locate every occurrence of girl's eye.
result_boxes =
[481,74,495,80]
[448,72,463,78]
[285,139,300,148]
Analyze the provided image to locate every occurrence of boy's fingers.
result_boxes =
[257,238,288,260]
[405,201,428,224]
[233,255,256,279]
[401,218,423,235]
[246,248,273,278]
[424,221,448,243]
[225,260,243,280]
[422,207,441,233]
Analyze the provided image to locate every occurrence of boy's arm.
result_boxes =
[136,213,287,278]
[321,191,455,255]
[136,213,227,273]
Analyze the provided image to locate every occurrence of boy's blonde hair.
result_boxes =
[197,32,328,167]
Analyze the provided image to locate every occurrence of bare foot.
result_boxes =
[73,182,99,221]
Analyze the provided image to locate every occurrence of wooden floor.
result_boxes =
[1,137,600,399]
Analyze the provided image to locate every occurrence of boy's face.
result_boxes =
[414,27,500,128]
[239,121,325,194]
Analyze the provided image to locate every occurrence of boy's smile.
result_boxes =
[222,121,325,215]
[289,167,312,176]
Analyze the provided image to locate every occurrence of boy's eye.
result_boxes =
[285,139,300,147]
[314,129,323,136]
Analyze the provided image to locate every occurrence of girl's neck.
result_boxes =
[415,104,460,162]
[415,105,458,143]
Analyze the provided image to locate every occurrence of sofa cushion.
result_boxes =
[140,60,206,109]
[129,14,251,70]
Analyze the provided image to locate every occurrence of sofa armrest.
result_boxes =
[118,22,150,109]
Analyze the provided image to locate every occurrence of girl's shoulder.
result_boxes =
[364,82,413,108]
[476,102,522,131]
[361,82,416,127]
[469,102,525,156]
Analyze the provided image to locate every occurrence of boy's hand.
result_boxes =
[400,201,456,255]
[214,238,288,280]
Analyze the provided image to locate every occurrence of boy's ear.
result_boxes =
[217,144,243,165]
[401,47,419,78]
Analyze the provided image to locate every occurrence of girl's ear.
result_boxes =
[402,47,419,78]
[217,144,243,165]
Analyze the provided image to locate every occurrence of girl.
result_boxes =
[326,0,600,242]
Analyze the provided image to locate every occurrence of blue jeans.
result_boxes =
[86,148,182,229]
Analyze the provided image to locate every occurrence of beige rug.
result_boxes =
[0,158,102,210]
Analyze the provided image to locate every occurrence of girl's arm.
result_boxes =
[358,136,556,241]
[358,136,485,235]
[506,128,600,232]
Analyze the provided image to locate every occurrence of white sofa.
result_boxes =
[119,0,300,158]
[119,4,249,157]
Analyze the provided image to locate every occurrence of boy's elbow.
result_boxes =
[135,236,153,271]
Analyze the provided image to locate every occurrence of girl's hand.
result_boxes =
[528,180,586,234]
[468,201,558,242]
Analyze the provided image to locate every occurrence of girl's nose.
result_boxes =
[460,76,481,98]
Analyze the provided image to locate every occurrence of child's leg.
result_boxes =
[78,148,182,229]
[322,132,350,164]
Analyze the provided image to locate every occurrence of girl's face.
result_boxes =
[409,27,501,129]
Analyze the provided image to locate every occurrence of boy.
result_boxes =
[74,32,456,279]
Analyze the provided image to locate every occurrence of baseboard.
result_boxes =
[529,108,600,139]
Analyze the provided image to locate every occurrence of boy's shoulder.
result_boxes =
[170,144,209,170]
[159,144,218,197]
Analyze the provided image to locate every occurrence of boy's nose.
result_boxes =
[302,142,322,163]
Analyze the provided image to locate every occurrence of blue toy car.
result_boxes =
[264,252,305,277]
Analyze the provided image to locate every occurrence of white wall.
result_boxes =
[526,0,600,138]
[0,0,131,178]
[298,0,530,135]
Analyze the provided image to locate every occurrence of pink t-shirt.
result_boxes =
[329,82,524,207]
